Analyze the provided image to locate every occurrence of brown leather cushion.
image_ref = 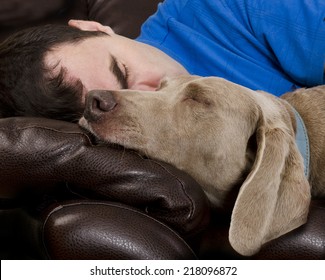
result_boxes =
[253,199,325,260]
[198,199,325,260]
[41,200,197,259]
[87,0,162,38]
[0,0,162,41]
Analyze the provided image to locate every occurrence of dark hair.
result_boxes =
[0,24,107,122]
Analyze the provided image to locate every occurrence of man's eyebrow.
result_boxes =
[110,55,128,89]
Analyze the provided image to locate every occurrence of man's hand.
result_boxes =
[68,19,115,35]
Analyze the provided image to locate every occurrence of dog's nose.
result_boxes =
[84,90,117,121]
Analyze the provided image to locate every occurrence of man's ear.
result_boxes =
[68,20,115,35]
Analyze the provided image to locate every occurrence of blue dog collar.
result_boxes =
[291,106,310,178]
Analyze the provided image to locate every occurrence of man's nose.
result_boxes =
[84,90,117,121]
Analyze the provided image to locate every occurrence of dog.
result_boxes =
[79,75,325,256]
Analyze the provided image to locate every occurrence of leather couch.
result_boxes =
[0,0,324,260]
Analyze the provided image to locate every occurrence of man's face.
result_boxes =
[44,33,188,103]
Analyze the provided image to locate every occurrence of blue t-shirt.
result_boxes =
[136,0,325,96]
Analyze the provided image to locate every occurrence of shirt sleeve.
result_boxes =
[137,0,187,44]
[248,0,325,87]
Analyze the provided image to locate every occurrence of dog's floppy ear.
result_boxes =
[229,102,311,256]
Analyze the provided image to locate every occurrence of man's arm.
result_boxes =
[248,0,325,87]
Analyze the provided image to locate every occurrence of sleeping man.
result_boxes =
[0,0,324,121]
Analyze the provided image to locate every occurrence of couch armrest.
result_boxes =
[0,200,197,259]
[0,117,210,237]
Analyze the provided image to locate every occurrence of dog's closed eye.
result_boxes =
[183,83,213,106]
[156,79,169,91]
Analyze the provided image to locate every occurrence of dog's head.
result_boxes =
[79,75,311,256]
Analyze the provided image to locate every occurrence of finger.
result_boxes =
[68,19,114,35]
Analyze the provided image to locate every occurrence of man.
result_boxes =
[0,0,324,122]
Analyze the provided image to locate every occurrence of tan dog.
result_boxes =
[79,76,325,256]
